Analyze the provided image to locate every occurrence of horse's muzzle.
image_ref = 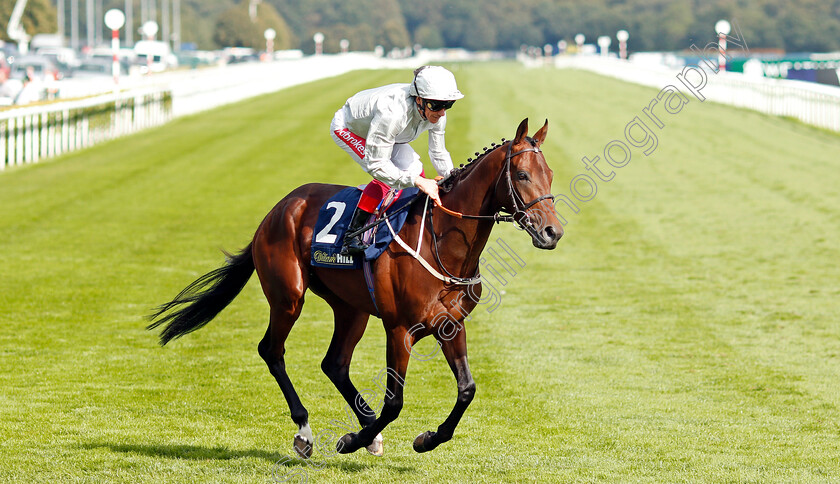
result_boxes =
[533,224,563,249]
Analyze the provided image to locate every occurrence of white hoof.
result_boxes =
[293,434,313,459]
[365,433,384,457]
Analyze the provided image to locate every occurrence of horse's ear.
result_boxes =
[533,119,548,147]
[514,118,529,143]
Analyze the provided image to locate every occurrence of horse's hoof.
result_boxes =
[366,433,384,457]
[293,434,313,459]
[412,430,436,453]
[336,432,361,454]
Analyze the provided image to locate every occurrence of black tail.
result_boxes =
[147,243,255,345]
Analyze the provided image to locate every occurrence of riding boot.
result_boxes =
[340,208,372,256]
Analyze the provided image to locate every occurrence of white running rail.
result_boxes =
[0,52,440,171]
[546,55,840,133]
[0,89,170,170]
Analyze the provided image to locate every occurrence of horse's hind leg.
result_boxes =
[319,299,384,455]
[258,299,313,458]
[254,196,317,458]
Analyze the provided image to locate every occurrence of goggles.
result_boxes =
[424,99,456,112]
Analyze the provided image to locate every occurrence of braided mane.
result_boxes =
[439,137,508,193]
[439,135,539,193]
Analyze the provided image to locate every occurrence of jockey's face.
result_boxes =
[416,97,447,124]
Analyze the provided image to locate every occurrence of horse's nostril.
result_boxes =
[545,226,556,239]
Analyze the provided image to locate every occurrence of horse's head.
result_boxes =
[496,118,564,249]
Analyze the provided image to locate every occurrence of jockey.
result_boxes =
[330,65,463,255]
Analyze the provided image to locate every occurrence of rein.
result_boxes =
[384,197,481,285]
[345,194,424,239]
[349,140,553,240]
[388,140,555,285]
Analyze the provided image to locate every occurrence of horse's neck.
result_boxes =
[431,151,504,275]
[443,153,502,217]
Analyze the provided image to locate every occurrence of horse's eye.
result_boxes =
[517,171,529,181]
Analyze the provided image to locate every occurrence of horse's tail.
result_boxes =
[146,243,255,346]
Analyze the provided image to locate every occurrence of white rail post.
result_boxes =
[69,112,77,152]
[40,112,48,162]
[8,118,15,167]
[62,109,70,154]
[15,116,24,166]
[82,114,90,148]
[48,112,56,158]
[24,115,31,164]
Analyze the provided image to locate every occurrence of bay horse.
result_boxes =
[147,118,563,458]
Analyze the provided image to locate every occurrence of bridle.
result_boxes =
[373,140,557,286]
[435,140,555,245]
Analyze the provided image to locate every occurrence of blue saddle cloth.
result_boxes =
[311,186,420,269]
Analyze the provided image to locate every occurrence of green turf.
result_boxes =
[1,63,839,483]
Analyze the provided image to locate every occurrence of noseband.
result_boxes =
[500,141,555,243]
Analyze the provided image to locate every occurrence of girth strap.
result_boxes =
[362,259,380,316]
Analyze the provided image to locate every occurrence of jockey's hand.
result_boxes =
[414,176,442,206]
[434,175,444,182]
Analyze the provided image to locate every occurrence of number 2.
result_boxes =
[315,201,347,244]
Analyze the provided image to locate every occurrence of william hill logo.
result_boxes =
[313,250,354,266]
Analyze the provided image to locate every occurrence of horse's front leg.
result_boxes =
[413,327,475,453]
[336,326,411,454]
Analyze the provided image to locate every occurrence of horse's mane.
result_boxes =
[439,137,506,193]
[439,136,539,193]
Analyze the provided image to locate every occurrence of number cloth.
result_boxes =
[310,186,420,269]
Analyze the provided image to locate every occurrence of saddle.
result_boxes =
[310,186,420,269]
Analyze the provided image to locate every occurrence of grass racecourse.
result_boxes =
[1,63,839,483]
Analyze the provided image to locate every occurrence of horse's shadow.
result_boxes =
[79,441,415,473]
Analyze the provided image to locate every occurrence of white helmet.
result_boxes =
[409,66,464,101]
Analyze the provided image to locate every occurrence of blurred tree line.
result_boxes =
[397,0,840,53]
[0,0,56,43]
[4,0,840,53]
